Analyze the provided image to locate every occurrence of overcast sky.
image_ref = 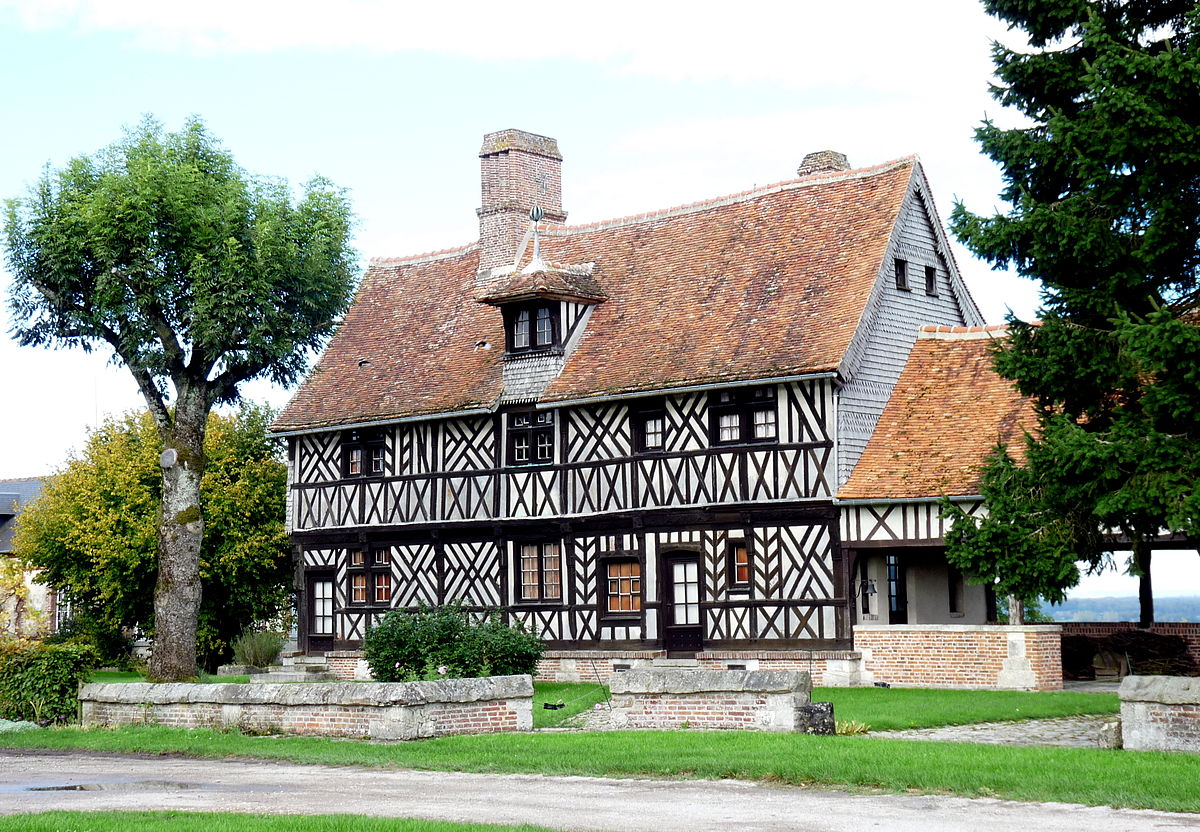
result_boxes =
[0,1,1194,599]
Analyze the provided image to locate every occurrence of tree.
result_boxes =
[3,118,356,677]
[949,1,1200,624]
[13,405,292,670]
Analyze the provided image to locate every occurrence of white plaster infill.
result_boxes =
[79,676,533,740]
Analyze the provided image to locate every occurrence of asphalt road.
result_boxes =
[1,749,1198,831]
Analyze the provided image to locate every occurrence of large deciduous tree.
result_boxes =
[14,406,292,670]
[948,1,1200,624]
[3,118,356,677]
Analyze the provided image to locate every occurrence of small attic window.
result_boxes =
[924,265,938,297]
[894,259,909,291]
[504,302,560,355]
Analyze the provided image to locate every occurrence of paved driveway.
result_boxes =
[1,750,1197,832]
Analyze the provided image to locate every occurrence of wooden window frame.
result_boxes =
[632,398,667,454]
[347,547,393,607]
[709,386,778,446]
[503,301,561,355]
[924,264,938,296]
[598,554,643,620]
[894,258,909,291]
[515,540,563,604]
[341,428,387,478]
[726,539,751,592]
[506,409,555,466]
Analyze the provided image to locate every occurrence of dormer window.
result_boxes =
[506,302,559,354]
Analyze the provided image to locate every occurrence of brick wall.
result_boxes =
[1120,675,1200,752]
[536,649,862,687]
[79,677,533,740]
[854,625,1062,690]
[1060,622,1200,667]
[609,669,811,732]
[325,651,363,681]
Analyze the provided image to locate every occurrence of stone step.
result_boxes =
[651,658,699,668]
[249,671,337,683]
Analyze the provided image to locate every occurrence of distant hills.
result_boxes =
[1048,596,1200,623]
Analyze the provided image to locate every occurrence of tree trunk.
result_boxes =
[1134,541,1154,627]
[147,391,208,681]
[1007,595,1025,625]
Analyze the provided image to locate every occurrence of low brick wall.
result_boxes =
[854,625,1062,690]
[1120,675,1200,752]
[79,676,533,740]
[608,669,811,731]
[325,650,367,680]
[1060,622,1200,667]
[536,649,862,686]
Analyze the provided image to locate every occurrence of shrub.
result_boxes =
[364,603,544,682]
[231,630,284,668]
[0,640,98,723]
[44,613,134,669]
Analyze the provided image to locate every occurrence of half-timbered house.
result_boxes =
[272,129,993,666]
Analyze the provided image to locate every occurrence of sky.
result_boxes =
[0,0,1194,601]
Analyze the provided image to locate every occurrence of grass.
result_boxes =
[0,812,561,832]
[531,681,610,728]
[4,724,1198,813]
[812,686,1118,731]
[88,671,252,684]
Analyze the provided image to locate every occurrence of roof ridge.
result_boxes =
[371,242,478,268]
[918,324,1010,341]
[544,156,917,236]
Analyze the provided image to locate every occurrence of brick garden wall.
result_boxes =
[608,669,811,732]
[1120,676,1200,752]
[78,677,533,740]
[1060,622,1200,667]
[535,650,862,686]
[854,625,1062,690]
[325,651,364,681]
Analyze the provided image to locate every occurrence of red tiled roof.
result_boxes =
[274,159,917,431]
[837,327,1036,500]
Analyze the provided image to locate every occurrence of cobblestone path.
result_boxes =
[871,715,1113,747]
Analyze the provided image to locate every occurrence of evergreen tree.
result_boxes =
[948,0,1200,624]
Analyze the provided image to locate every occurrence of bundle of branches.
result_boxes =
[1102,631,1199,677]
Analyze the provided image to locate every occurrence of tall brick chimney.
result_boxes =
[477,129,567,274]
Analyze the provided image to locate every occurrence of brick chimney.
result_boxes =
[797,150,850,177]
[477,129,567,274]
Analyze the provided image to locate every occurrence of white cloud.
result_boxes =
[0,0,1012,94]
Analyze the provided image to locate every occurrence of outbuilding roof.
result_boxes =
[837,326,1035,501]
[274,158,918,432]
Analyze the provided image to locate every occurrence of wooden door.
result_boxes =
[662,553,703,655]
[886,554,908,625]
[306,572,335,653]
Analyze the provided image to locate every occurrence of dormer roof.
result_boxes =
[274,157,930,432]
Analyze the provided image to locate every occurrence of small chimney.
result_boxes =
[477,129,567,275]
[797,150,850,177]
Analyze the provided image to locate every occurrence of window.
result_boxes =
[924,264,938,296]
[507,410,555,466]
[894,258,909,291]
[709,386,777,445]
[342,428,386,478]
[348,547,392,606]
[518,541,562,602]
[505,302,559,354]
[605,560,642,614]
[948,566,964,615]
[633,399,667,453]
[727,540,751,590]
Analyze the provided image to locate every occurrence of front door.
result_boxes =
[306,572,335,653]
[886,554,908,625]
[662,553,703,655]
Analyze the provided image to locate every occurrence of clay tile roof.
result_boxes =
[837,327,1036,500]
[273,158,916,432]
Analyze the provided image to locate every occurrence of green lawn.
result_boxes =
[0,812,559,832]
[88,670,252,684]
[532,681,610,728]
[4,724,1197,813]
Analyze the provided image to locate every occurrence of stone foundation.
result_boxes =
[1119,675,1200,752]
[78,676,533,740]
[608,669,812,732]
[536,649,861,686]
[853,625,1062,690]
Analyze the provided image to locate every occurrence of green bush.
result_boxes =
[231,630,284,668]
[0,640,98,723]
[44,613,134,669]
[364,603,543,682]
